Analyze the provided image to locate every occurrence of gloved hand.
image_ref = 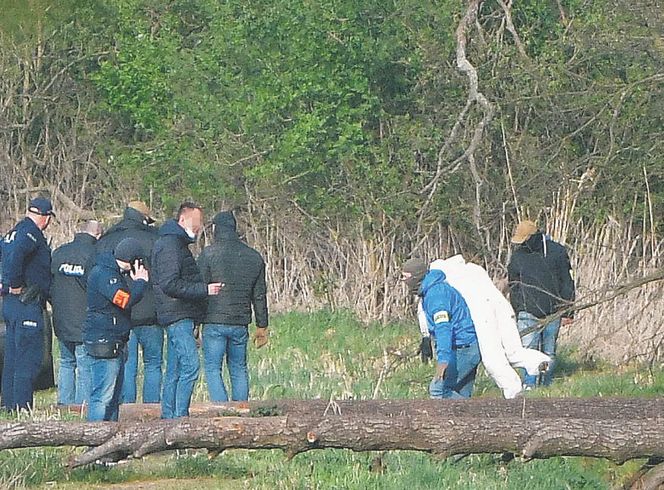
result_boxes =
[419,336,433,363]
[253,327,269,349]
[19,285,43,305]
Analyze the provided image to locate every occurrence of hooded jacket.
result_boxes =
[50,233,97,342]
[420,269,477,365]
[151,219,207,326]
[96,207,158,326]
[197,212,268,328]
[508,232,575,318]
[83,252,147,344]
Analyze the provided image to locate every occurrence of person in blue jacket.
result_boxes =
[1,197,54,411]
[402,257,481,399]
[84,238,149,421]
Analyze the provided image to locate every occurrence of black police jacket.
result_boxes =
[50,233,97,343]
[96,207,158,326]
[152,219,207,326]
[198,229,268,328]
[508,232,575,318]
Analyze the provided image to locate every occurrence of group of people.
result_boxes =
[1,198,269,421]
[403,220,575,399]
[0,195,574,419]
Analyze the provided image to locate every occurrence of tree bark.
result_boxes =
[4,398,662,468]
[114,397,664,421]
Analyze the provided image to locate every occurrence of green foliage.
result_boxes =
[7,0,659,237]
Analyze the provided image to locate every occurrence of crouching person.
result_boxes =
[84,238,149,421]
[402,258,480,399]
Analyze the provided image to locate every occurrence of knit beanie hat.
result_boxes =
[114,237,145,263]
[402,257,428,295]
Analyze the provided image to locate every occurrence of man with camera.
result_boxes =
[1,197,54,411]
[84,238,148,421]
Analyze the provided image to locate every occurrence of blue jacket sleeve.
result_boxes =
[3,230,37,289]
[96,274,146,310]
[424,292,454,364]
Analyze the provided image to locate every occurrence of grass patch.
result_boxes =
[1,309,661,488]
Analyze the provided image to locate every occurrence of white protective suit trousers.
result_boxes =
[418,255,550,399]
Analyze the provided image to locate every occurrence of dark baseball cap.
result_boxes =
[28,197,55,217]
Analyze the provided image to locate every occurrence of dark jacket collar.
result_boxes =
[159,219,195,244]
[73,233,97,246]
[519,232,545,253]
[21,217,45,241]
[215,229,240,242]
[103,207,151,237]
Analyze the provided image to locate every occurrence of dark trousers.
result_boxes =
[1,295,44,411]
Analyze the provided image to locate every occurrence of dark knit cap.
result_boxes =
[114,237,145,263]
[402,257,428,295]
[402,257,427,277]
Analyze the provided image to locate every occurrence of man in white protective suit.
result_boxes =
[417,255,551,399]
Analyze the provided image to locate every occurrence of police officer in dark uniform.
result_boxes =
[50,220,103,405]
[84,237,148,421]
[1,197,54,411]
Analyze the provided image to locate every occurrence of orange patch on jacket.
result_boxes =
[112,289,130,309]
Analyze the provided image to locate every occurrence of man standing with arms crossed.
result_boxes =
[152,203,221,418]
[1,197,54,411]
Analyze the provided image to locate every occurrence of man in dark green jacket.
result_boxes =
[198,211,268,401]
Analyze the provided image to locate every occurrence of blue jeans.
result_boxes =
[1,296,44,411]
[517,311,561,387]
[429,341,481,399]
[57,340,91,405]
[161,319,200,419]
[203,324,249,402]
[86,344,127,421]
[122,325,164,403]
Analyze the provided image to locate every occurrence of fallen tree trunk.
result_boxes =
[2,398,663,468]
[115,397,664,422]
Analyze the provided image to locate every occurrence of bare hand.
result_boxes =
[561,317,574,326]
[207,282,222,295]
[9,286,23,295]
[130,261,149,282]
[435,362,448,380]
